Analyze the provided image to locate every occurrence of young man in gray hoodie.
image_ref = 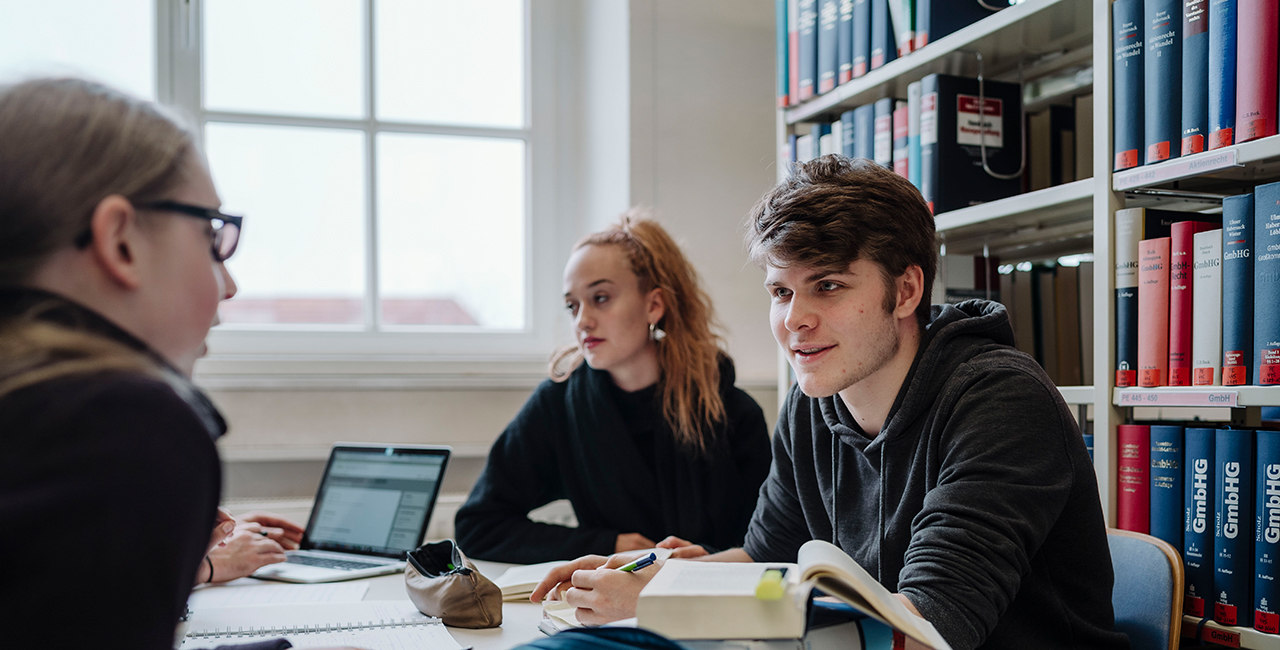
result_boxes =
[532,157,1128,650]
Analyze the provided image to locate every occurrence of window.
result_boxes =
[2,0,561,375]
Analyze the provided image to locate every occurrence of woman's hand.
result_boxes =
[205,507,236,555]
[656,536,708,559]
[530,551,662,625]
[207,528,288,583]
[235,511,304,550]
[615,532,656,553]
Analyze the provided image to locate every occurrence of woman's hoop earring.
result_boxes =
[649,322,667,342]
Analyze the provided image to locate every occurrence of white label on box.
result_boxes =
[956,94,1003,148]
[920,92,938,146]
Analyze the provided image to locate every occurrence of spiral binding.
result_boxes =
[185,616,443,639]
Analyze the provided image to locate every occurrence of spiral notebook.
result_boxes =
[179,600,461,650]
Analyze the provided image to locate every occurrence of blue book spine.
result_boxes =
[853,104,875,160]
[818,0,839,93]
[851,0,871,77]
[914,0,993,49]
[1214,427,1255,626]
[1152,426,1185,551]
[1255,430,1280,632]
[1182,0,1209,154]
[837,0,854,83]
[869,0,897,70]
[1144,0,1181,164]
[1255,181,1280,385]
[840,110,856,157]
[777,0,790,107]
[1223,194,1255,386]
[907,81,922,188]
[1207,0,1236,148]
[798,0,818,99]
[1083,433,1095,462]
[1186,427,1216,617]
[1113,0,1145,170]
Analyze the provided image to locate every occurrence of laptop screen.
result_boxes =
[305,446,449,558]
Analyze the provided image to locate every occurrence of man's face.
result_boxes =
[766,258,901,398]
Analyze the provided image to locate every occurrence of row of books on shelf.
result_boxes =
[786,73,1091,214]
[1111,0,1278,170]
[1115,425,1280,632]
[774,0,1004,106]
[1114,181,1280,389]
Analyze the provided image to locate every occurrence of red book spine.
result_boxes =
[1169,221,1216,385]
[892,104,910,177]
[1235,0,1279,142]
[1117,424,1152,533]
[1139,237,1172,387]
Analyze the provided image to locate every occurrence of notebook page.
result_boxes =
[186,600,431,636]
[180,623,461,650]
[189,582,369,608]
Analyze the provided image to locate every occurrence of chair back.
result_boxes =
[1108,528,1184,650]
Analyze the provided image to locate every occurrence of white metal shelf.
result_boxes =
[784,0,1092,123]
[1184,616,1280,649]
[1057,386,1095,405]
[1114,134,1280,191]
[936,179,1093,257]
[1113,386,1280,409]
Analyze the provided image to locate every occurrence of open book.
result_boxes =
[636,540,951,650]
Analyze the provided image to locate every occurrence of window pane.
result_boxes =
[0,0,154,99]
[204,0,363,119]
[206,123,367,325]
[376,0,524,128]
[378,133,525,329]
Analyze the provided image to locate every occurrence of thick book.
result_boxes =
[1013,267,1036,358]
[908,81,922,188]
[1084,433,1095,462]
[918,74,1023,214]
[1144,0,1181,164]
[778,0,791,107]
[790,0,801,102]
[818,0,840,93]
[1215,427,1255,626]
[1079,260,1096,383]
[1118,424,1153,533]
[1256,181,1280,384]
[889,0,914,56]
[817,122,836,156]
[1055,264,1083,386]
[1029,106,1075,190]
[1115,208,1144,387]
[869,0,898,69]
[873,98,901,168]
[1256,430,1280,633]
[1182,0,1209,154]
[914,0,994,49]
[1114,0,1145,170]
[838,0,854,83]
[1235,0,1279,143]
[841,110,857,157]
[1035,266,1060,382]
[1186,427,1216,617]
[852,0,871,77]
[799,0,819,100]
[892,102,910,177]
[637,542,953,649]
[1138,237,1172,387]
[1151,426,1185,552]
[1075,93,1094,180]
[796,133,815,163]
[1193,229,1224,385]
[1207,0,1236,148]
[854,104,875,160]
[1170,221,1219,386]
[1223,194,1255,386]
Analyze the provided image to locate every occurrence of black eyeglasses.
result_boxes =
[73,200,244,262]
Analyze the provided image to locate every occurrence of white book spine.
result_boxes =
[1192,228,1223,385]
[1115,208,1143,291]
[796,134,815,162]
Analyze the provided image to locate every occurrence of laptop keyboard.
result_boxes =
[286,555,387,571]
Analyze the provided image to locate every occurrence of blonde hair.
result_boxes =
[551,212,727,452]
[0,78,199,396]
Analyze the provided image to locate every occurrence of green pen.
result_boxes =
[617,552,657,572]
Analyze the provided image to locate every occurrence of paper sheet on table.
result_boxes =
[186,600,428,634]
[180,623,460,650]
[189,581,370,608]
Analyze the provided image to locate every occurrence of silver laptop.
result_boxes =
[253,443,451,584]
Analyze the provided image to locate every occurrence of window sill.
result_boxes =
[193,354,553,391]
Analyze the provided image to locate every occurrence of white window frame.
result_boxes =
[154,0,565,388]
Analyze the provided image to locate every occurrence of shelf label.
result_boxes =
[1117,390,1239,407]
[1113,149,1240,190]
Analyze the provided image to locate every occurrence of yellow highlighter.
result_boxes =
[754,567,788,600]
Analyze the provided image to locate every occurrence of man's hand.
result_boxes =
[235,511,304,550]
[655,536,708,559]
[615,532,656,553]
[207,528,288,582]
[205,507,236,555]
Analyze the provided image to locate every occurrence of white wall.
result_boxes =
[210,0,781,499]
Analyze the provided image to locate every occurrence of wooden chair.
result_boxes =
[1108,528,1184,650]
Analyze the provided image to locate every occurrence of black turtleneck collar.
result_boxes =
[0,286,227,440]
